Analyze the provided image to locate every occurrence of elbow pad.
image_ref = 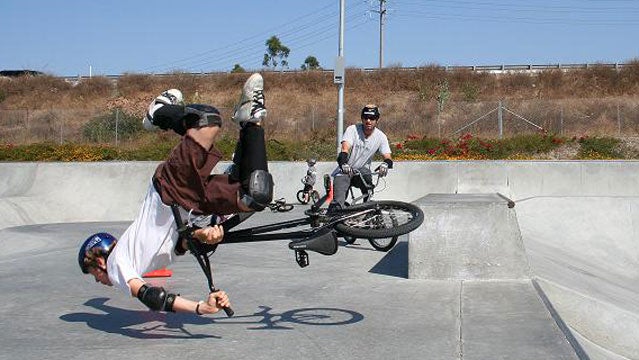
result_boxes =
[137,284,177,312]
[383,158,393,169]
[336,152,349,166]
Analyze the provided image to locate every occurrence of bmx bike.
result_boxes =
[267,197,294,212]
[296,179,320,205]
[339,169,399,252]
[171,174,424,317]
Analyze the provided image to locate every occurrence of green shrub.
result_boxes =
[82,109,142,143]
[577,136,623,159]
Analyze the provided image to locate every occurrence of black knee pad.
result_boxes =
[241,170,273,211]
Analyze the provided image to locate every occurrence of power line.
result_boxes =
[144,1,370,73]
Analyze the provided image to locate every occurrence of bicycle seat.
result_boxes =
[288,227,338,256]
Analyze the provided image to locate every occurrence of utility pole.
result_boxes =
[335,0,346,152]
[375,0,387,69]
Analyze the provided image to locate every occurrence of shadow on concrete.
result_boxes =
[60,298,220,339]
[60,298,364,337]
[207,305,364,330]
[368,240,408,278]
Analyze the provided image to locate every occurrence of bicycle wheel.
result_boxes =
[343,235,357,244]
[368,214,399,251]
[297,190,308,204]
[333,200,423,239]
[368,236,398,252]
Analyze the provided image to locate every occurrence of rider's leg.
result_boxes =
[330,173,351,209]
[230,73,272,211]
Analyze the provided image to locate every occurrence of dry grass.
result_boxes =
[2,61,639,144]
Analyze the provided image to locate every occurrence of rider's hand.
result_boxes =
[196,290,231,315]
[194,225,224,245]
[340,163,353,176]
[207,290,231,313]
[377,163,389,177]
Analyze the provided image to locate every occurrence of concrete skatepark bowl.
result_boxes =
[0,161,637,360]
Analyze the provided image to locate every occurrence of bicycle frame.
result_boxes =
[170,172,414,314]
[346,170,384,205]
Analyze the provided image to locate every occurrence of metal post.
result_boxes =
[379,0,386,69]
[336,0,345,153]
[497,101,503,138]
[115,109,119,146]
[617,103,621,136]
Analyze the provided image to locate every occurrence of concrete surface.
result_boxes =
[409,193,531,280]
[1,161,638,360]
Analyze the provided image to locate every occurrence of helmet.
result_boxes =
[78,233,117,274]
[156,88,184,106]
[183,104,222,128]
[361,104,380,120]
[306,158,317,166]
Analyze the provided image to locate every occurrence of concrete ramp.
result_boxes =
[1,161,638,359]
[407,193,582,359]
[517,197,639,360]
[409,193,530,280]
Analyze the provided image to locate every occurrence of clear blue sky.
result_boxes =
[1,0,638,77]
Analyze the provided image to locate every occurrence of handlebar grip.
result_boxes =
[223,306,235,317]
[211,289,234,317]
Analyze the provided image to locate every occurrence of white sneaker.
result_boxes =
[232,73,267,126]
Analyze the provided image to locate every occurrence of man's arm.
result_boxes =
[127,225,228,315]
[340,140,351,154]
[128,278,230,315]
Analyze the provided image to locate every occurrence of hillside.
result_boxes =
[1,63,639,155]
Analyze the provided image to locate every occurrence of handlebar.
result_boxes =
[170,204,234,317]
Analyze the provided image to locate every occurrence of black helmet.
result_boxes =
[361,104,380,120]
[78,233,117,274]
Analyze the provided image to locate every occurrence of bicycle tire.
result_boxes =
[368,214,399,251]
[297,190,308,204]
[368,236,398,252]
[333,200,424,239]
[343,235,357,244]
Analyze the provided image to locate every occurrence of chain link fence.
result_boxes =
[0,108,141,145]
[2,98,639,144]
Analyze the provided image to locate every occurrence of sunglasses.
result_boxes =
[362,116,379,121]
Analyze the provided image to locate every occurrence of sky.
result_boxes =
[1,0,638,77]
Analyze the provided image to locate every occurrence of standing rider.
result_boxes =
[302,158,317,194]
[329,104,393,209]
[78,73,272,316]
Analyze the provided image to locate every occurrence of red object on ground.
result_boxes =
[326,181,333,204]
[143,268,173,278]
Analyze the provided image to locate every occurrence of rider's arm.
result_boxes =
[337,141,351,168]
[128,278,231,315]
[382,153,393,167]
[340,140,351,154]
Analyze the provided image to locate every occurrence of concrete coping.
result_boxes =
[416,193,515,208]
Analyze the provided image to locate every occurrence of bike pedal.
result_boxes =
[295,250,309,268]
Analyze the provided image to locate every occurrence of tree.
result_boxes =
[301,56,321,71]
[262,35,290,70]
[231,64,245,73]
